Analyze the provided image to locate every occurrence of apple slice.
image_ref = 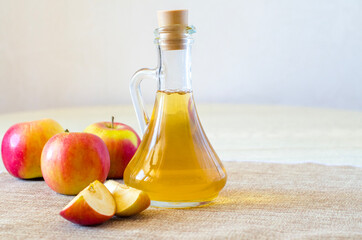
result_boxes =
[60,180,116,225]
[104,180,150,217]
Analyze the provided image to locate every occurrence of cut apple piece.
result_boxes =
[104,179,119,194]
[104,180,150,217]
[60,180,116,225]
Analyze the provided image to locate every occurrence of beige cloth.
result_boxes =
[0,161,361,239]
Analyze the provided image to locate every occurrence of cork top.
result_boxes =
[157,9,188,27]
[156,10,191,50]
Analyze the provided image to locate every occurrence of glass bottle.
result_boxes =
[124,10,227,208]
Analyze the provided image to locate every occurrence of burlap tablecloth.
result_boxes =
[0,161,361,239]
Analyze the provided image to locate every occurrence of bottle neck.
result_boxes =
[157,45,192,91]
[154,25,195,92]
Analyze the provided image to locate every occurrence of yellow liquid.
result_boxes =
[124,90,227,203]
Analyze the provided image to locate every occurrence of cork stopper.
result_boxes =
[156,10,189,50]
[157,9,188,27]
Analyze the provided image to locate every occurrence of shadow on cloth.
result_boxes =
[204,189,331,210]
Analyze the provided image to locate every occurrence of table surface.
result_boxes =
[0,104,361,171]
[1,161,361,239]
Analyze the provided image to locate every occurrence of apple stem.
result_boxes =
[111,116,114,129]
[65,129,69,133]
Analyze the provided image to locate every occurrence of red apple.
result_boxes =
[41,131,110,195]
[84,117,140,179]
[60,180,116,225]
[1,119,64,179]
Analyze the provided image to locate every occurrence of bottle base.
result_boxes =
[151,200,211,208]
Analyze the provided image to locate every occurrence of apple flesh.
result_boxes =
[1,119,64,179]
[41,132,110,195]
[60,180,116,226]
[84,120,140,179]
[104,180,150,217]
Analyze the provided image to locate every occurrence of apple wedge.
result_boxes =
[60,180,116,225]
[104,180,150,217]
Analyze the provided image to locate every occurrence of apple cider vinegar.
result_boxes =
[125,10,227,207]
[124,90,227,206]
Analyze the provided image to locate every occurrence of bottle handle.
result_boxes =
[129,68,157,136]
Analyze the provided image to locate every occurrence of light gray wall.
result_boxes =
[0,0,361,113]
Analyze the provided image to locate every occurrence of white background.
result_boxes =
[0,0,361,113]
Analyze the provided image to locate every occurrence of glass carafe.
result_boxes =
[124,10,227,208]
